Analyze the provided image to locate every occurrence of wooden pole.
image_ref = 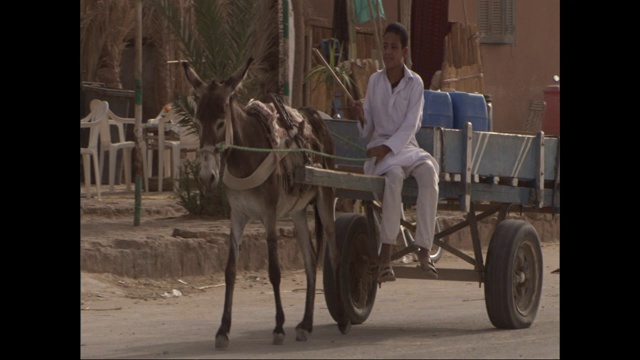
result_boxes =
[292,0,304,108]
[313,48,356,102]
[367,0,383,64]
[346,0,357,60]
[133,0,143,226]
[399,0,413,68]
[304,26,312,107]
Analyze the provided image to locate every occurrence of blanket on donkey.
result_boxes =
[244,99,323,191]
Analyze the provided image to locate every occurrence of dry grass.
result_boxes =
[80,0,160,88]
[81,0,135,88]
[80,0,290,111]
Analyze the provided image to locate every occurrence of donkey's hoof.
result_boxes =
[272,333,285,345]
[215,335,229,349]
[296,328,310,341]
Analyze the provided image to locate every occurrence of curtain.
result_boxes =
[411,0,449,88]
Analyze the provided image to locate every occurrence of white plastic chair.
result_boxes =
[146,104,199,192]
[100,102,141,192]
[81,99,109,199]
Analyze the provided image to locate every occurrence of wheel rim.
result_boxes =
[512,241,539,316]
[430,245,442,261]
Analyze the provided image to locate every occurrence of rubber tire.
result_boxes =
[484,219,543,329]
[323,213,377,325]
[323,236,343,324]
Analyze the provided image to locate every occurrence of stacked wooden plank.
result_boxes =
[344,58,381,100]
[439,22,484,93]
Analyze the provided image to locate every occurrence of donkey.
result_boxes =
[182,58,350,348]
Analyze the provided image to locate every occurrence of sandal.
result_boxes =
[417,256,439,279]
[377,263,396,287]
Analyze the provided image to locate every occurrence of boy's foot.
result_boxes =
[377,263,396,287]
[417,251,438,279]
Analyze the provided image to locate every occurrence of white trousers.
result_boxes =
[379,159,440,250]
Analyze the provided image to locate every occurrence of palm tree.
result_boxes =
[148,0,280,215]
[149,0,279,119]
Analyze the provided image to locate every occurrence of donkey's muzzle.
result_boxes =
[199,145,221,190]
[202,170,219,189]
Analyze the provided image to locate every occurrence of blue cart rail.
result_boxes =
[297,119,559,213]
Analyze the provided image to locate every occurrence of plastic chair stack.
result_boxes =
[101,104,141,192]
[80,99,109,199]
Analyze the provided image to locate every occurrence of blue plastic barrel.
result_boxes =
[449,92,489,131]
[422,90,454,128]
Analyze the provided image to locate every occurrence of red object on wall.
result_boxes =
[542,85,560,136]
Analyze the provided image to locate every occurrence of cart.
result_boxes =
[295,119,560,329]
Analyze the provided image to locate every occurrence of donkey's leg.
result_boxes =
[264,214,286,345]
[316,186,351,334]
[291,208,317,341]
[215,211,248,349]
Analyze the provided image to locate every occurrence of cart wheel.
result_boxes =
[484,219,543,329]
[324,213,377,325]
[323,232,343,323]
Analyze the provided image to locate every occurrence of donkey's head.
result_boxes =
[182,58,253,187]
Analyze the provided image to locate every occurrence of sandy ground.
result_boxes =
[80,187,560,358]
[80,239,560,359]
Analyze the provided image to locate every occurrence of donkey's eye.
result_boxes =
[215,121,224,132]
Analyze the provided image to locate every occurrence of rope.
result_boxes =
[216,142,370,162]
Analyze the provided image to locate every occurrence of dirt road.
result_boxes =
[80,190,560,358]
[80,242,559,359]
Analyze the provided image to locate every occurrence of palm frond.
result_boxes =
[305,41,355,90]
[174,95,200,138]
[143,0,288,216]
[149,0,279,125]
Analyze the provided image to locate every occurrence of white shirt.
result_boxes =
[358,64,433,176]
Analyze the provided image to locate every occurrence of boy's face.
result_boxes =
[382,31,407,69]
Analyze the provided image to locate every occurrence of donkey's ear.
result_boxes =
[182,61,208,97]
[224,57,254,90]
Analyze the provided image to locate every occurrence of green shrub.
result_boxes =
[175,159,229,218]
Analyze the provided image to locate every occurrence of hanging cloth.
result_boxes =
[354,0,386,24]
[411,0,449,88]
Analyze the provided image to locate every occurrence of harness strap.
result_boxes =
[222,146,292,190]
[223,152,277,190]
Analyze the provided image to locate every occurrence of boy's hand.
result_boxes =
[367,145,391,164]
